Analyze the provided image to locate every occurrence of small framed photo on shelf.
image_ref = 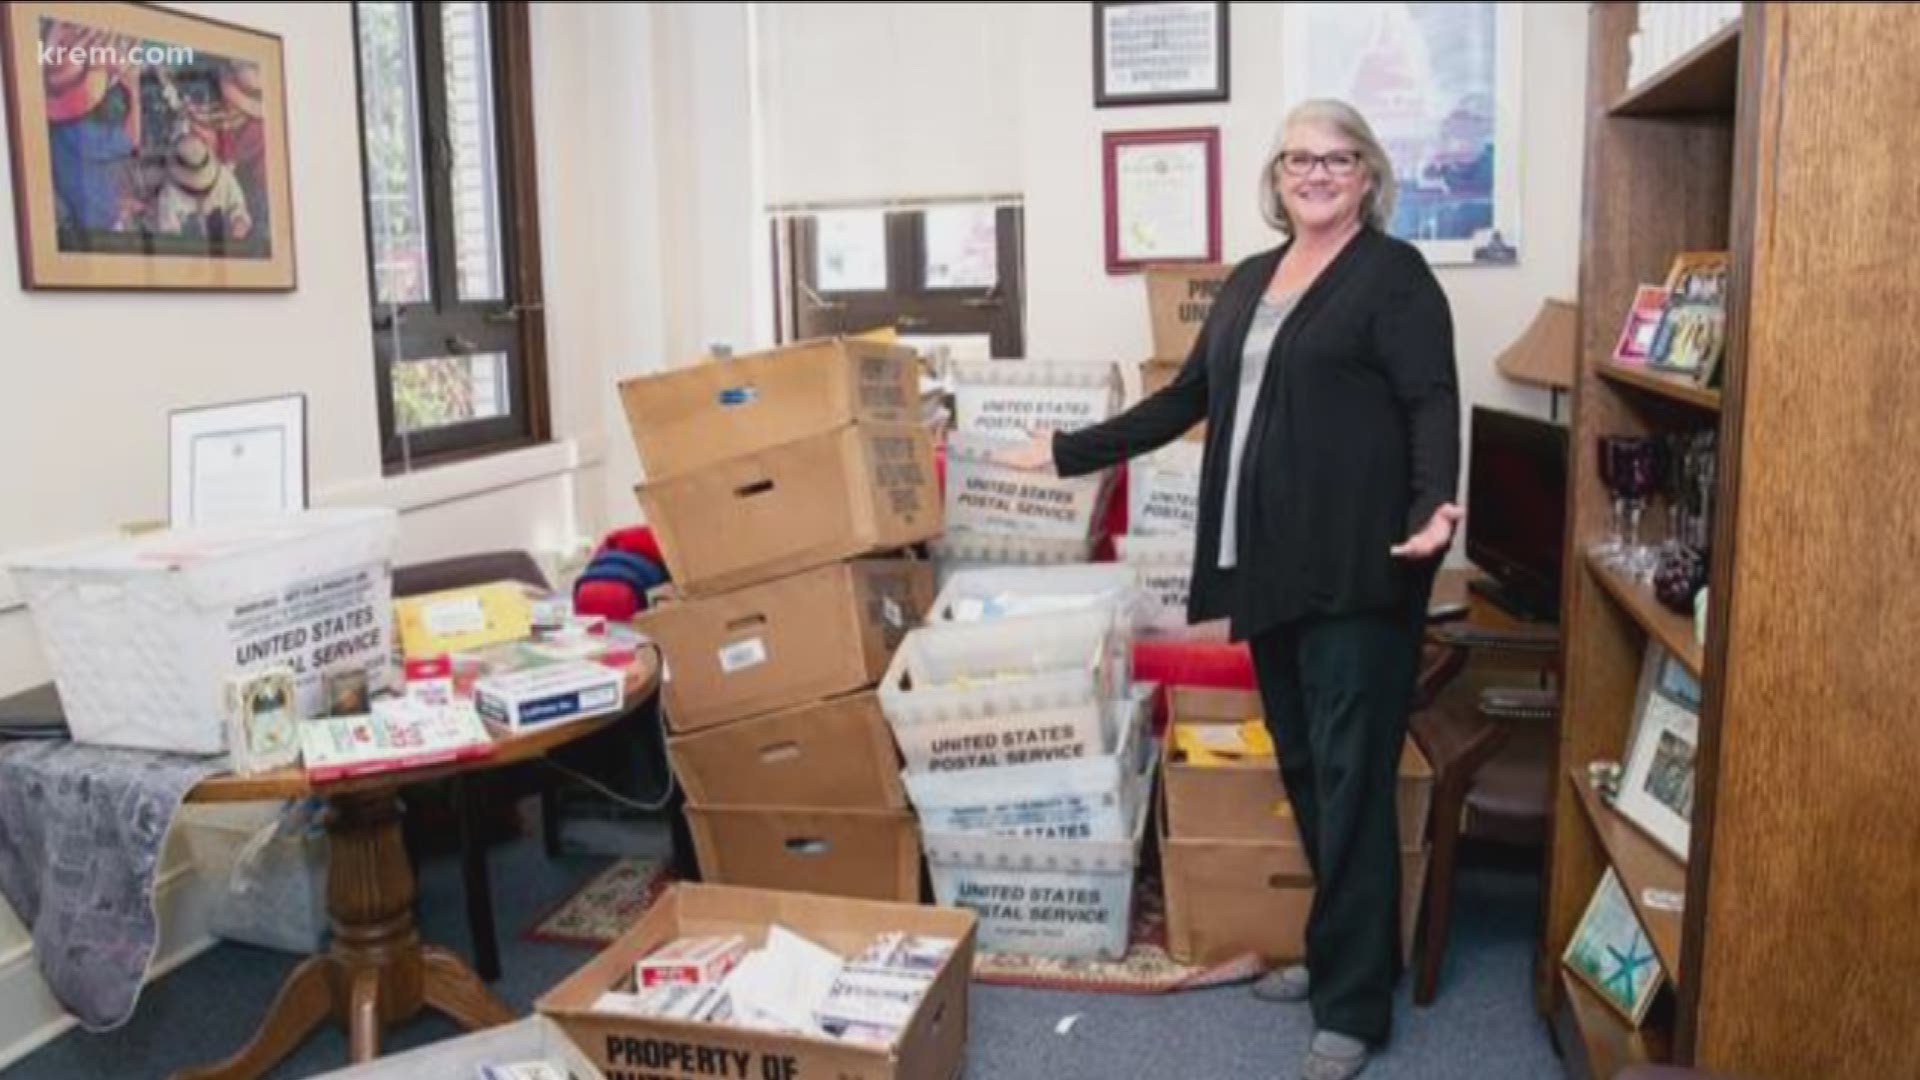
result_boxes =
[1092,2,1230,108]
[1617,641,1702,862]
[1648,251,1730,384]
[1611,285,1670,366]
[1562,867,1666,1026]
[1103,127,1221,275]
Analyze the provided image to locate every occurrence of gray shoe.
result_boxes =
[1300,1031,1370,1080]
[1250,963,1310,1002]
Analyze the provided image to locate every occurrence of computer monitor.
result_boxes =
[1465,406,1568,622]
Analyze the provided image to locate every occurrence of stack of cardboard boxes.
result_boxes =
[1158,687,1434,967]
[619,337,943,903]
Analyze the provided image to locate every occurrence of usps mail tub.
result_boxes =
[950,360,1121,439]
[930,530,1095,593]
[928,563,1141,628]
[943,433,1113,542]
[923,780,1151,961]
[903,697,1150,841]
[7,509,397,753]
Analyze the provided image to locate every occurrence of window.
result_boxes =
[777,202,1025,359]
[354,1,548,472]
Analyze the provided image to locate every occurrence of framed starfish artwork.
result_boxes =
[1562,868,1665,1026]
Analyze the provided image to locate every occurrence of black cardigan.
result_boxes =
[1055,226,1460,639]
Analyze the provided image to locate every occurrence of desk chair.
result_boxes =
[1408,617,1560,1006]
[391,551,678,981]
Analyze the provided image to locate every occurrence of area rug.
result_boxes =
[524,856,674,947]
[970,865,1266,994]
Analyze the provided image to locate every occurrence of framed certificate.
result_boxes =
[1093,2,1230,107]
[1103,128,1221,275]
[168,393,309,527]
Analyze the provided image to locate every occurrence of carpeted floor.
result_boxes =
[3,804,1562,1080]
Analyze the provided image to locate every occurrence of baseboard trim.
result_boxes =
[0,864,219,1072]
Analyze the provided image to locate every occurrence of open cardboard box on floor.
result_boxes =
[669,691,907,810]
[686,806,922,903]
[538,883,975,1080]
[1162,687,1434,845]
[640,559,933,734]
[638,423,940,597]
[619,337,921,482]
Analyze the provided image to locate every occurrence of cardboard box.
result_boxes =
[669,692,907,810]
[638,423,941,597]
[1138,359,1207,444]
[687,807,922,903]
[1161,828,1429,967]
[313,1016,603,1078]
[641,560,934,735]
[619,337,920,482]
[1163,687,1434,845]
[1145,263,1232,361]
[540,883,974,1080]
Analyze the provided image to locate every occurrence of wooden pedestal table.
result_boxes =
[172,653,660,1080]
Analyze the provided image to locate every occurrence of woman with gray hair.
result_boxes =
[998,99,1460,1080]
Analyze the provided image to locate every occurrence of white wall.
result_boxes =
[1021,1,1584,426]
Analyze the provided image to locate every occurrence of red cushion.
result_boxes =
[574,579,641,622]
[1133,638,1256,736]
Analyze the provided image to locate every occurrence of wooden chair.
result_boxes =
[1408,618,1560,1006]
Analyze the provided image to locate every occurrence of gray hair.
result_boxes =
[1259,99,1398,235]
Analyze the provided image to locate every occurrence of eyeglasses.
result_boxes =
[1275,149,1364,178]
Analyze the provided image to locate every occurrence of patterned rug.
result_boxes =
[970,864,1267,993]
[524,856,674,947]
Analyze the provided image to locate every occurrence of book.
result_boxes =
[300,698,494,783]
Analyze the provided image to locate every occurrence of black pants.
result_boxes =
[1247,596,1426,1044]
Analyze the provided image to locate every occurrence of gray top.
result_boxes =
[1219,290,1302,569]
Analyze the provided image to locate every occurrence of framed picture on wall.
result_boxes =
[1616,641,1702,862]
[1,2,296,290]
[1103,127,1221,275]
[1093,2,1230,108]
[1281,2,1523,267]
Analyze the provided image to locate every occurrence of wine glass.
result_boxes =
[1594,435,1627,565]
[1612,437,1666,582]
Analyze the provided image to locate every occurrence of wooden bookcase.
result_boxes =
[1545,5,1920,1077]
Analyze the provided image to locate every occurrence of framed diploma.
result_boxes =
[1103,127,1221,275]
[168,393,309,528]
[1093,2,1230,107]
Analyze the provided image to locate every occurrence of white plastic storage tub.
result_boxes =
[930,530,1096,593]
[943,432,1114,542]
[7,509,398,753]
[880,607,1126,770]
[949,359,1122,439]
[903,695,1150,841]
[923,774,1153,961]
[928,562,1141,627]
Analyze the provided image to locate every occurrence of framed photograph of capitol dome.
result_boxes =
[2,2,295,290]
[1281,2,1522,267]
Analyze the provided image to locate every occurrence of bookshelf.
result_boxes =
[1546,5,1920,1077]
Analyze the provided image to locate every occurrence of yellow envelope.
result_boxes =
[395,581,535,659]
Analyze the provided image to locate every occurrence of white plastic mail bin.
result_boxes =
[904,696,1150,841]
[951,359,1122,438]
[923,777,1152,961]
[930,530,1095,593]
[928,562,1141,627]
[7,508,398,753]
[944,432,1113,542]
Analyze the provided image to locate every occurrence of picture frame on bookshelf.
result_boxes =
[1562,867,1665,1027]
[1611,284,1670,366]
[1618,641,1702,862]
[1648,251,1730,383]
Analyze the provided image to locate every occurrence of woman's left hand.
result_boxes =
[1391,503,1464,560]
